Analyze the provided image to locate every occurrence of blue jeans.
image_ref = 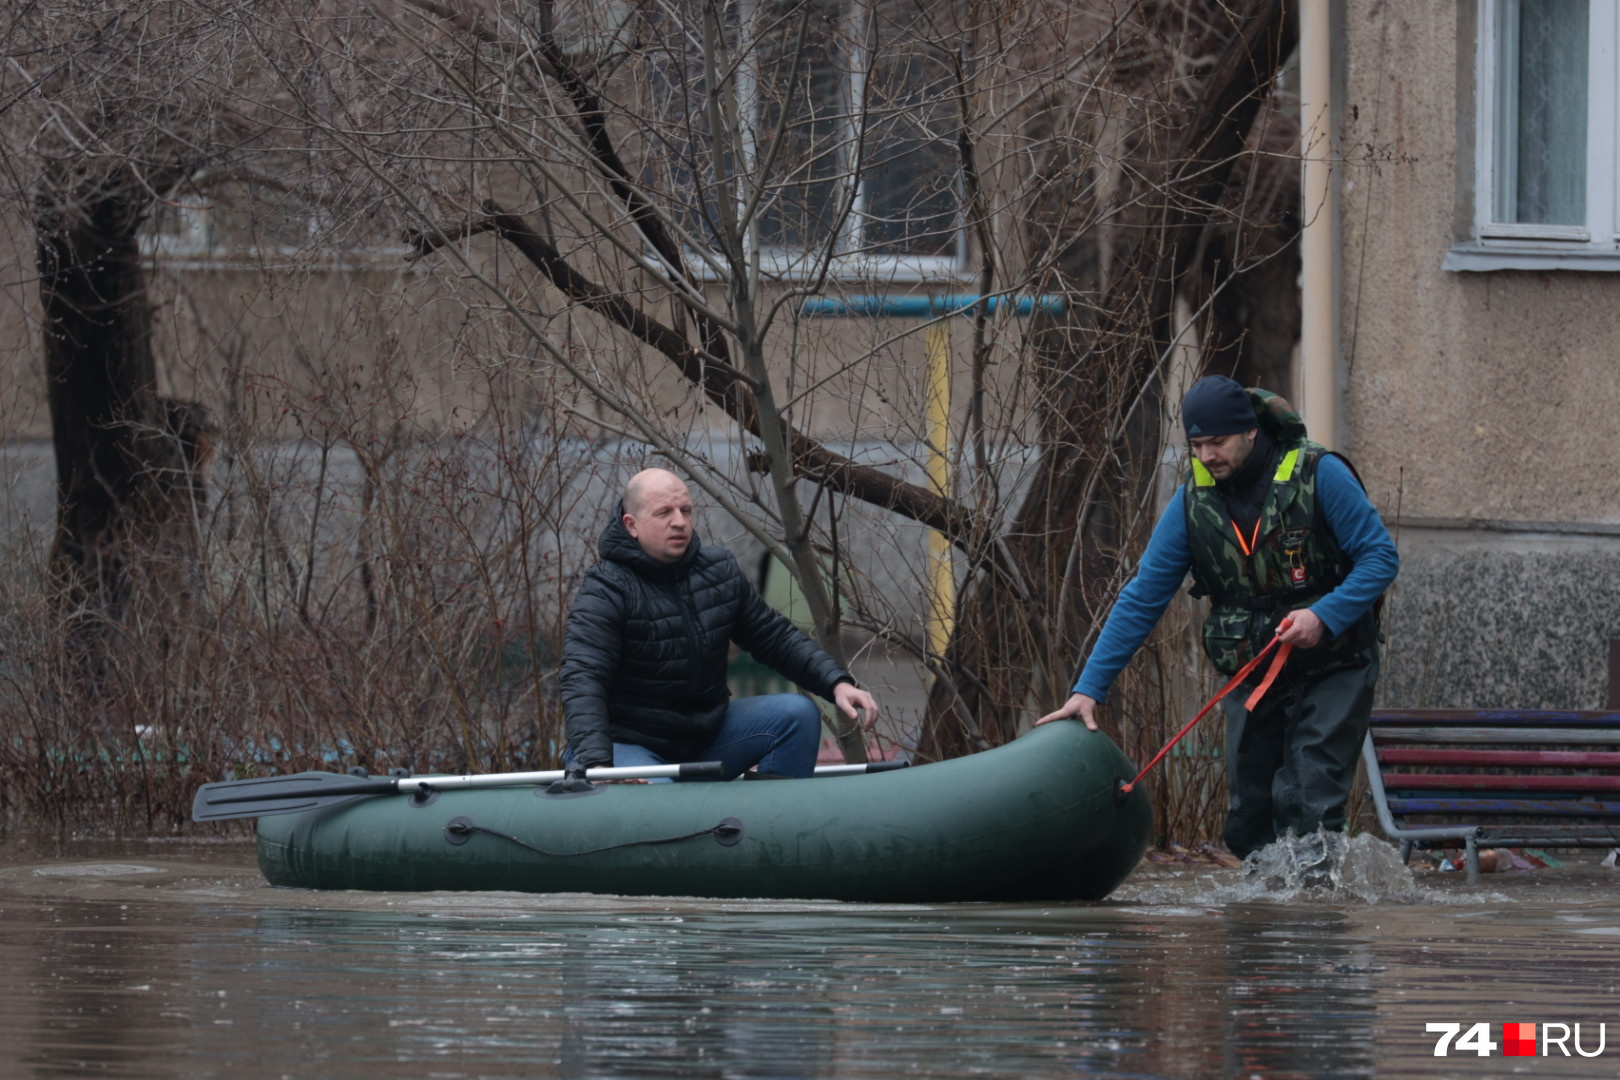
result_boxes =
[574,694,824,781]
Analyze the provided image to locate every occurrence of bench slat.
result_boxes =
[1372,710,1620,725]
[1381,773,1620,792]
[1372,726,1620,745]
[1377,748,1620,768]
[1386,796,1620,816]
[1478,826,1620,840]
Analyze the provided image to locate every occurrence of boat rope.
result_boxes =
[443,815,744,855]
[1119,620,1294,796]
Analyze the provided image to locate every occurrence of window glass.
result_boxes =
[754,0,846,251]
[1492,0,1589,226]
[862,30,960,257]
[144,181,328,257]
[649,0,961,272]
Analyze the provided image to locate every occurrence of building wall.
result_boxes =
[0,219,1004,653]
[1340,0,1620,708]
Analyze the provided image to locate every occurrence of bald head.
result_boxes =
[623,468,687,515]
[622,469,694,563]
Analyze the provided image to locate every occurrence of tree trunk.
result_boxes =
[917,0,1297,760]
[1195,91,1304,394]
[36,165,212,628]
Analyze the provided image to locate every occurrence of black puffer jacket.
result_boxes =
[559,508,852,768]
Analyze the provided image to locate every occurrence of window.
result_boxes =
[649,0,966,282]
[144,183,322,263]
[1450,0,1620,269]
[141,175,407,269]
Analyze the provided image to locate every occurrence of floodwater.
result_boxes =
[1,834,1616,1080]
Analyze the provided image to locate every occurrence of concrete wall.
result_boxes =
[1341,0,1620,708]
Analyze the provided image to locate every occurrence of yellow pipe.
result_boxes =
[924,321,954,666]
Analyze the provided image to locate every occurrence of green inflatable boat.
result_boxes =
[254,722,1152,902]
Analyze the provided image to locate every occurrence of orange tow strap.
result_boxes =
[1118,619,1294,796]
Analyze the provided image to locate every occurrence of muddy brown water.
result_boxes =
[1,833,1617,1079]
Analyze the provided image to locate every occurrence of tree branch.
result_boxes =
[405,204,982,546]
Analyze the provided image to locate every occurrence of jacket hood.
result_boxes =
[598,499,703,579]
[1248,388,1308,445]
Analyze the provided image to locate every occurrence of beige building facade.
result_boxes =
[1336,0,1620,708]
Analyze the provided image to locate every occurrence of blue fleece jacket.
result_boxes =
[1073,455,1399,702]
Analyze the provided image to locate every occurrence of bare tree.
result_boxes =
[0,4,283,628]
[0,2,1302,837]
[227,0,1300,766]
[918,0,1297,757]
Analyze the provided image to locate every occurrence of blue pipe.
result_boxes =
[798,294,1066,318]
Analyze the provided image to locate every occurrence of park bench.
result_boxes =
[1362,709,1620,883]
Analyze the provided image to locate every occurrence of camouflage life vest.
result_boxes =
[1183,389,1378,677]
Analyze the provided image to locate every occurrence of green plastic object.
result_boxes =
[256,722,1152,902]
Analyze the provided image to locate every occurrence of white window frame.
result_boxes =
[1448,0,1620,270]
[139,176,410,270]
[141,201,330,266]
[687,0,969,284]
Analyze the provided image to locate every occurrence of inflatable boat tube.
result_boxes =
[256,722,1152,902]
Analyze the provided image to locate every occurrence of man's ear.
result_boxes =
[622,513,638,537]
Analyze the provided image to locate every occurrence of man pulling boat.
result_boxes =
[1039,376,1399,871]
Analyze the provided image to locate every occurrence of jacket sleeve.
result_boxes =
[1074,489,1194,704]
[730,559,852,699]
[1309,455,1400,637]
[558,567,626,769]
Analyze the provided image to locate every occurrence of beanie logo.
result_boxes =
[1188,424,1203,435]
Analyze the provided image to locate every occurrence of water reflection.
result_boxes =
[190,904,1390,1079]
[14,895,183,1078]
[0,845,1615,1079]
[230,908,1154,1078]
[1217,910,1376,1080]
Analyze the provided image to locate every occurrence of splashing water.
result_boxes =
[1115,830,1475,906]
[1214,829,1435,904]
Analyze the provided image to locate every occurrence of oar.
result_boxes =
[191,762,723,822]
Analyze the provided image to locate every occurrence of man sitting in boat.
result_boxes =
[1037,377,1399,870]
[557,467,878,782]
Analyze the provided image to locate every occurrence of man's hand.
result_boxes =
[1277,608,1327,648]
[833,682,880,730]
[1036,693,1099,732]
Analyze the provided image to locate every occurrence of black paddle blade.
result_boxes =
[192,772,400,822]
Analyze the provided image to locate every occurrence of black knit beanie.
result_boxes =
[1181,375,1257,438]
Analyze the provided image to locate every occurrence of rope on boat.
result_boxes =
[443,815,745,855]
[1118,621,1294,798]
